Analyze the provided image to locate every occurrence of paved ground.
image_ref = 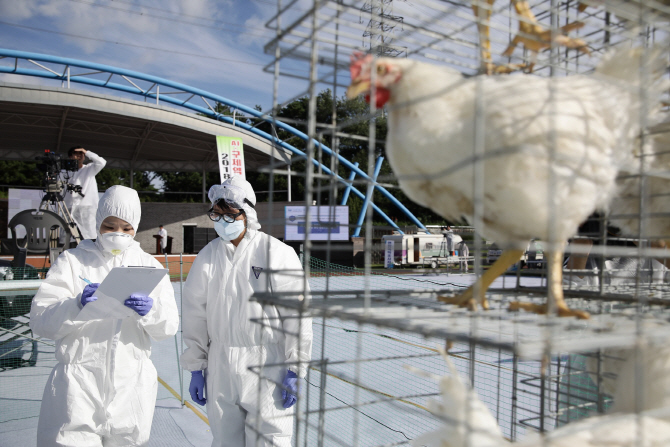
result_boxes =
[0,272,550,446]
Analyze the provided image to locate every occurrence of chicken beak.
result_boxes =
[346,79,371,99]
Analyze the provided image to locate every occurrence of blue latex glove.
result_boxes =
[189,371,207,405]
[124,293,153,316]
[281,370,299,408]
[81,283,100,307]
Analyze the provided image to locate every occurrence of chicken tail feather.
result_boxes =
[595,45,667,88]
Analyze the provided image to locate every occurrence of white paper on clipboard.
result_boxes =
[76,266,168,321]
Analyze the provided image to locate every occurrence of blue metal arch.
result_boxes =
[0,49,429,234]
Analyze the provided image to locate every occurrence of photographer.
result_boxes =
[64,146,106,239]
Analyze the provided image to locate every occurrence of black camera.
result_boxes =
[35,150,78,180]
[35,150,83,198]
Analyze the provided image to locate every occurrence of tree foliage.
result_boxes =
[0,161,159,201]
[247,90,445,226]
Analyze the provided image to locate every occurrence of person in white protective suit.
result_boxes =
[181,176,312,447]
[30,185,179,447]
[64,146,106,239]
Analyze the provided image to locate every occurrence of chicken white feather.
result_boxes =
[585,334,670,417]
[407,353,507,447]
[609,121,670,241]
[411,350,670,447]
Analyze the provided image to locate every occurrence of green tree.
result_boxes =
[95,169,160,201]
[158,171,220,203]
[0,161,43,190]
[164,91,447,226]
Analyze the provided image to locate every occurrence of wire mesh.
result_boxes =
[2,0,670,445]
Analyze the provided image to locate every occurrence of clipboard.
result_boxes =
[76,266,169,321]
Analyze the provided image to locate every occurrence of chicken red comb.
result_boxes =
[350,52,372,80]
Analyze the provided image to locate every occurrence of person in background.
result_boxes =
[30,185,179,446]
[157,224,168,254]
[64,146,106,240]
[564,217,670,286]
[181,176,312,447]
[442,225,455,256]
[457,239,469,272]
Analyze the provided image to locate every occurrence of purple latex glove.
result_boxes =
[189,371,207,405]
[81,283,100,307]
[281,370,298,408]
[124,293,153,316]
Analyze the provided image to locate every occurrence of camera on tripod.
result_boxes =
[35,150,83,198]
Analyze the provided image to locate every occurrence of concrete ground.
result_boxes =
[0,271,550,446]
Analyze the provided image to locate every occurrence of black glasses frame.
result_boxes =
[207,209,244,223]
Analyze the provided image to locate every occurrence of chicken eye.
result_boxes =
[377,65,387,75]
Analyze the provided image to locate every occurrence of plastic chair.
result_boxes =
[0,209,68,370]
[8,209,72,269]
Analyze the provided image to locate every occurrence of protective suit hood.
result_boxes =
[208,176,261,230]
[96,185,141,232]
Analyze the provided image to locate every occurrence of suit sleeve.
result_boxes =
[180,245,213,371]
[85,151,106,175]
[29,252,86,340]
[271,243,312,378]
[139,256,179,341]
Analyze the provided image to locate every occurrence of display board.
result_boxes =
[284,205,349,241]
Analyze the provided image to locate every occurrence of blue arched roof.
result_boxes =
[0,49,429,234]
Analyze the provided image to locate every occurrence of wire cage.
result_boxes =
[248,0,670,446]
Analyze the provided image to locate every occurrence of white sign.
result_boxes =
[384,240,395,269]
[216,136,245,181]
[285,205,349,241]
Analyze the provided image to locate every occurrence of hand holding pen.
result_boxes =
[79,276,100,308]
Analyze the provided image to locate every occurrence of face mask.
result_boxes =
[98,232,134,255]
[215,219,245,241]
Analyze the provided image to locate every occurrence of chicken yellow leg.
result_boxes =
[472,0,528,74]
[509,249,590,319]
[438,249,524,310]
[502,0,590,72]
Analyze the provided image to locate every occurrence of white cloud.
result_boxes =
[0,0,317,108]
[0,0,42,20]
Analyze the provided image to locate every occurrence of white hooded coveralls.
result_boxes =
[181,229,312,447]
[157,228,168,250]
[64,150,106,240]
[30,186,179,447]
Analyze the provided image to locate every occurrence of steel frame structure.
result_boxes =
[0,48,429,234]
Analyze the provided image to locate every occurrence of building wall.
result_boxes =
[135,201,305,254]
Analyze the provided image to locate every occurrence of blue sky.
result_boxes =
[0,0,313,110]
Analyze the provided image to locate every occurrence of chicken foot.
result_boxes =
[438,249,524,311]
[509,249,590,319]
[473,0,590,74]
[501,0,591,72]
[473,0,529,74]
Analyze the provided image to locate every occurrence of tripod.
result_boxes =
[39,181,83,246]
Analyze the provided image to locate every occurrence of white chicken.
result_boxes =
[585,341,670,417]
[346,47,667,319]
[583,124,670,415]
[608,122,670,244]
[410,350,670,447]
[406,351,508,447]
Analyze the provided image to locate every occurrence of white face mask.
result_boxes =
[215,219,245,241]
[98,232,134,255]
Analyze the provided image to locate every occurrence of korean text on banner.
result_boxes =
[384,240,394,269]
[216,136,245,181]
